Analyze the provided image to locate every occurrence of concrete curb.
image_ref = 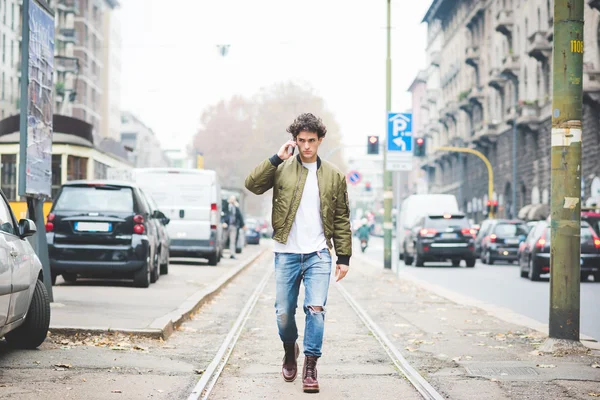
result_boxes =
[353,253,599,350]
[49,248,269,340]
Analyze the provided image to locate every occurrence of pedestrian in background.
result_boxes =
[245,113,352,393]
[226,196,244,259]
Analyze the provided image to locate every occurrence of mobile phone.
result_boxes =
[288,143,295,156]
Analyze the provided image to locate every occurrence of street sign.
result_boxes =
[387,112,413,171]
[347,170,362,185]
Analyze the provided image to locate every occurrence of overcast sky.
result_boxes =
[118,0,431,158]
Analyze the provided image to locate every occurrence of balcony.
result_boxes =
[465,46,480,68]
[57,28,77,44]
[473,121,501,143]
[501,54,519,79]
[430,51,441,67]
[458,90,473,113]
[527,31,552,62]
[495,10,514,38]
[515,102,542,132]
[466,3,485,30]
[468,86,485,105]
[426,89,440,104]
[488,68,508,91]
[57,0,80,14]
[444,100,459,118]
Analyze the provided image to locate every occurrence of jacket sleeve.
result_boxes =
[333,177,352,265]
[244,155,283,195]
[236,207,245,227]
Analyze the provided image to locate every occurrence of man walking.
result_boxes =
[245,113,352,393]
[226,195,244,259]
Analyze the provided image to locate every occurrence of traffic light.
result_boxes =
[367,135,379,155]
[414,137,426,157]
[486,200,498,215]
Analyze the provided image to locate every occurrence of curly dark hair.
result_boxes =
[286,113,327,139]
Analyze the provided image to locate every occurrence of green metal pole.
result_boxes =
[549,0,584,342]
[383,0,392,269]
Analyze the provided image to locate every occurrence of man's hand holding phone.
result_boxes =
[277,140,297,161]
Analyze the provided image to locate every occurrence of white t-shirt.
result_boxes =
[274,161,327,254]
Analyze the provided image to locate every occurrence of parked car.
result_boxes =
[0,189,51,348]
[134,168,224,265]
[581,207,600,236]
[245,218,261,245]
[479,220,528,265]
[519,220,600,281]
[144,195,171,275]
[403,213,476,267]
[46,180,162,288]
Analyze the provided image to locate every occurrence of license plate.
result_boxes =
[505,239,519,245]
[74,222,112,232]
[440,233,458,239]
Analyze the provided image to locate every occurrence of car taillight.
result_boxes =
[45,213,55,232]
[536,231,547,249]
[210,203,218,230]
[591,230,600,249]
[461,228,476,237]
[420,228,437,237]
[489,234,497,243]
[133,214,145,234]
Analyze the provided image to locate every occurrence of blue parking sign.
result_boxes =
[387,113,413,152]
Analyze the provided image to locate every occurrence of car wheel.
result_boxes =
[404,250,414,266]
[415,253,424,267]
[528,258,541,281]
[452,259,461,267]
[485,251,494,265]
[580,272,589,282]
[5,279,51,349]
[160,252,169,275]
[62,273,77,284]
[150,252,159,283]
[208,252,219,266]
[465,258,476,268]
[134,257,151,288]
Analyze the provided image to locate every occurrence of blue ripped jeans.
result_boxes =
[274,249,332,357]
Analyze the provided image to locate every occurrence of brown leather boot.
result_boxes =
[282,342,299,382]
[302,356,319,393]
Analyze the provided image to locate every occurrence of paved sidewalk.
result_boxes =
[350,251,600,399]
[49,245,266,338]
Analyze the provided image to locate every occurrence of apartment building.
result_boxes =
[413,0,600,221]
[120,111,170,168]
[0,0,21,119]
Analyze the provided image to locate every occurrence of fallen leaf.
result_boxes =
[592,363,600,369]
[194,369,205,375]
[589,393,600,397]
[133,345,148,352]
[465,356,473,360]
[111,390,122,393]
[475,342,486,347]
[405,346,418,352]
[529,350,543,356]
[536,364,556,368]
[110,347,127,351]
[33,361,41,365]
[490,378,499,382]
[54,363,72,369]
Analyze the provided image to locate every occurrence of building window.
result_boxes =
[1,154,17,201]
[94,161,108,179]
[51,154,62,199]
[67,155,88,181]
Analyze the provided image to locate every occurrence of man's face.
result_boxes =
[296,131,323,162]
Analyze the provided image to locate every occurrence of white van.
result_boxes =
[132,168,223,265]
[397,194,459,260]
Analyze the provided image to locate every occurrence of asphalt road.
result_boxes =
[359,236,600,342]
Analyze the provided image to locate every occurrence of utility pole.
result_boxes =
[383,0,393,269]
[542,0,585,352]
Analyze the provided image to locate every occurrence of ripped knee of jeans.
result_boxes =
[305,305,326,315]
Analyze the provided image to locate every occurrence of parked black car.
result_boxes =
[518,220,600,281]
[479,219,528,265]
[144,195,171,274]
[46,180,163,288]
[404,213,476,267]
[245,218,261,245]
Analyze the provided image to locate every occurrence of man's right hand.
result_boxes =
[277,140,297,161]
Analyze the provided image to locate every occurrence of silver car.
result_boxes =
[0,190,51,349]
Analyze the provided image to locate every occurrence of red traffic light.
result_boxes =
[369,136,378,144]
[416,138,424,145]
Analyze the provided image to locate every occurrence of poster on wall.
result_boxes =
[25,0,54,197]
